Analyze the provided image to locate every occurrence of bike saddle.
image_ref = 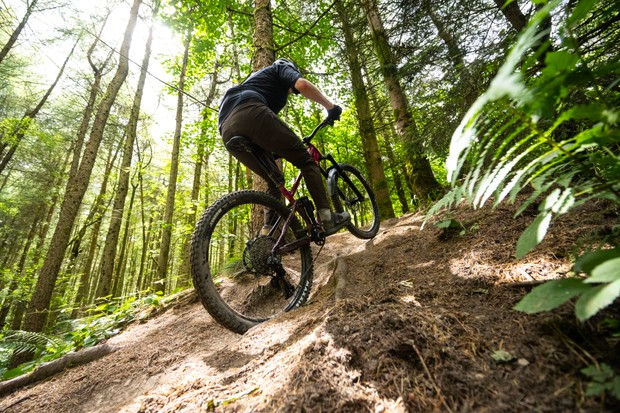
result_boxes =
[225,136,284,185]
[225,135,255,153]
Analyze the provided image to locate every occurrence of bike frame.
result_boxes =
[265,120,366,252]
[268,139,326,251]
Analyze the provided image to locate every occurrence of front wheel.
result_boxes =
[190,190,313,334]
[330,164,380,239]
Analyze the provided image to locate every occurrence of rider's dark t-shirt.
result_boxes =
[218,64,302,131]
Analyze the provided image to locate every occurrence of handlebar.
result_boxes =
[301,104,341,145]
[301,118,332,145]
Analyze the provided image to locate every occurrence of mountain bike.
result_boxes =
[190,118,380,334]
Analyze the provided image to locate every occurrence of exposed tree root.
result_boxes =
[0,344,117,396]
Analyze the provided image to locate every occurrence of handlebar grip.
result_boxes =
[326,105,342,125]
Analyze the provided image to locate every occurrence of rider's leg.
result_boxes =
[221,101,282,204]
[242,107,350,234]
[221,101,349,234]
[221,101,284,230]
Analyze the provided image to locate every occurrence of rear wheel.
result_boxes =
[190,190,313,334]
[331,164,380,239]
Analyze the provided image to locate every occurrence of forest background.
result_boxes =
[0,0,618,382]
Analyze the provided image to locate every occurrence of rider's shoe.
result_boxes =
[322,211,350,236]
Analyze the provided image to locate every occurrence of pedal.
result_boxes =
[311,225,326,245]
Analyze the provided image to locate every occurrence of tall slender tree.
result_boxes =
[0,0,39,65]
[157,28,191,286]
[335,0,395,219]
[249,0,276,198]
[68,10,114,181]
[179,60,221,283]
[252,0,275,70]
[0,40,77,175]
[16,0,143,344]
[493,0,527,33]
[361,0,442,204]
[98,0,159,299]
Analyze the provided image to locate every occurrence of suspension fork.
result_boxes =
[322,154,365,202]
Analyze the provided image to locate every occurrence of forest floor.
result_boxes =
[1,199,619,412]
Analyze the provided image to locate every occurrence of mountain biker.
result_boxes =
[218,58,350,236]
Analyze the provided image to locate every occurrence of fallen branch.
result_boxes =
[0,344,117,396]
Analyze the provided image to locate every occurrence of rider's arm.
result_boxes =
[293,78,335,111]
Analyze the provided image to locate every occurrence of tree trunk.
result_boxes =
[493,0,553,64]
[17,0,143,344]
[422,0,470,78]
[361,0,442,204]
[112,183,137,297]
[68,12,114,181]
[250,0,276,198]
[362,60,411,215]
[0,211,41,329]
[335,0,395,219]
[98,1,158,299]
[156,29,191,286]
[136,139,151,295]
[252,0,275,70]
[422,0,476,109]
[383,130,410,214]
[71,202,105,317]
[180,60,220,285]
[0,0,39,65]
[493,0,527,33]
[67,139,120,314]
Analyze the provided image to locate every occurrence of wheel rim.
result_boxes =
[203,198,309,323]
[337,168,379,235]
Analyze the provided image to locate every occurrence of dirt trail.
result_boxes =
[1,202,618,412]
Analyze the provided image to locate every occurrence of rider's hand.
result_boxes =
[326,105,342,123]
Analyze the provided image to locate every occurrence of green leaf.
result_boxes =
[611,376,620,400]
[574,248,620,283]
[434,219,463,229]
[567,0,598,26]
[516,212,552,258]
[581,363,613,381]
[1,361,36,380]
[581,363,620,399]
[544,51,579,72]
[575,280,620,321]
[514,278,589,313]
[585,382,608,397]
[492,349,516,362]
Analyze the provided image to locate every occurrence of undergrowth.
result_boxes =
[427,0,620,402]
[0,292,164,380]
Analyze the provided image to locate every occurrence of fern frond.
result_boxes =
[0,330,63,356]
[434,0,620,257]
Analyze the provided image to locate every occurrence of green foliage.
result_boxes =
[0,117,31,145]
[0,330,67,380]
[513,278,590,314]
[514,248,620,322]
[434,218,464,230]
[0,294,163,381]
[581,363,620,400]
[0,330,63,359]
[428,0,620,322]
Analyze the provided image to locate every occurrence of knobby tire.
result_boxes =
[331,164,380,239]
[190,190,313,334]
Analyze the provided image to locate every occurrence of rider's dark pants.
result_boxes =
[220,99,330,213]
